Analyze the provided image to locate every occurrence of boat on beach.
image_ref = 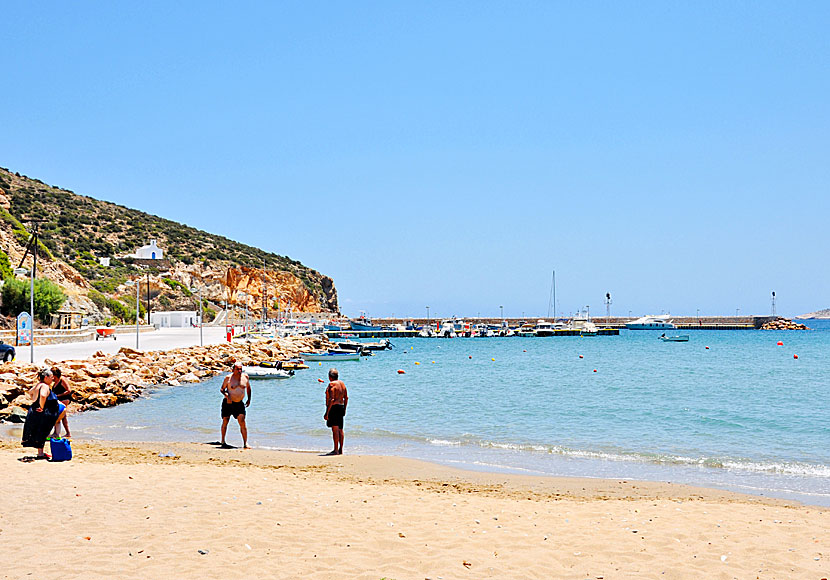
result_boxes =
[626,315,676,330]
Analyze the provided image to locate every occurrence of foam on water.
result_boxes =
[69,320,830,505]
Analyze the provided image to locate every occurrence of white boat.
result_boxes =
[243,367,293,379]
[659,334,689,342]
[626,315,676,330]
[299,351,361,362]
[534,319,556,337]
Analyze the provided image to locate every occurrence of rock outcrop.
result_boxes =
[760,317,809,330]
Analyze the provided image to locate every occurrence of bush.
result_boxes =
[0,250,12,280]
[1,276,66,323]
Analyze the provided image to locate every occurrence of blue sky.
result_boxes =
[2,2,828,318]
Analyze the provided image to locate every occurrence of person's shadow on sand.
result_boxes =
[206,441,239,449]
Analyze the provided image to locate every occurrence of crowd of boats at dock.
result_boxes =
[235,314,692,380]
[237,313,690,341]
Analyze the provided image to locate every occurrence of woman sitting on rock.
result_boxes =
[21,368,66,459]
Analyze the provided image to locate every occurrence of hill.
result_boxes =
[795,309,830,320]
[0,166,337,325]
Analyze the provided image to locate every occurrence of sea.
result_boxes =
[68,320,830,505]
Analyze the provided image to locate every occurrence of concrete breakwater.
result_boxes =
[0,334,331,423]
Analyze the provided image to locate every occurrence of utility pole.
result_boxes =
[771,291,777,316]
[17,218,48,363]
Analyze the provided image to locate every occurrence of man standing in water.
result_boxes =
[324,368,348,455]
[220,361,251,448]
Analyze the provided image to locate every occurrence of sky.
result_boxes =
[2,1,829,319]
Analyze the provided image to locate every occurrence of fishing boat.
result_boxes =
[299,351,361,362]
[659,334,689,342]
[349,316,382,331]
[626,315,676,330]
[243,367,294,379]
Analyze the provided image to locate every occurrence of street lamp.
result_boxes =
[125,279,140,349]
[192,283,203,347]
[499,305,504,320]
[426,306,430,326]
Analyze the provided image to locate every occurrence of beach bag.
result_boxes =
[49,437,72,462]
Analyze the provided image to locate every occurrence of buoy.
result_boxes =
[593,369,597,373]
[397,369,405,374]
[319,362,323,366]
[431,361,435,364]
[777,341,783,346]
[523,349,526,352]
[793,354,799,359]
[415,362,420,365]
[491,358,495,361]
[317,378,324,383]
[410,346,413,350]
[705,346,710,350]
[579,355,584,359]
[469,355,472,359]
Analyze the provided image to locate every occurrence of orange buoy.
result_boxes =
[705,346,710,350]
[469,355,472,359]
[397,369,405,374]
[414,362,420,365]
[579,355,584,359]
[593,369,597,373]
[793,354,799,359]
[777,341,783,346]
[523,349,526,352]
[317,378,324,383]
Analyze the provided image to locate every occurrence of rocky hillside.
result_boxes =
[795,309,830,320]
[0,166,338,323]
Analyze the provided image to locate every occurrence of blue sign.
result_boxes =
[17,312,32,346]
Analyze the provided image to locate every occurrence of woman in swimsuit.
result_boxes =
[50,367,72,438]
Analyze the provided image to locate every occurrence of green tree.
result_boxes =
[1,277,66,323]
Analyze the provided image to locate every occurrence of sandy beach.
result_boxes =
[0,437,827,579]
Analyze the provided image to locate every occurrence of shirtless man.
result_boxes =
[324,368,348,455]
[220,361,251,448]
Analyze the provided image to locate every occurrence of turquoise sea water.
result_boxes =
[70,322,830,505]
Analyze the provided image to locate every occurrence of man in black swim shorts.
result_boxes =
[324,368,348,455]
[220,361,251,448]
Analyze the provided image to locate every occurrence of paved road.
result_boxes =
[17,327,231,365]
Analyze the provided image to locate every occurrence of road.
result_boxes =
[18,327,231,365]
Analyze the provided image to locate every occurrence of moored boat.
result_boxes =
[659,334,689,342]
[299,351,361,362]
[244,367,294,379]
[626,315,676,330]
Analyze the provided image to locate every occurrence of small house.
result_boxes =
[150,310,199,328]
[135,240,164,260]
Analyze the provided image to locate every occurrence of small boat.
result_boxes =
[362,339,393,351]
[659,334,689,342]
[299,351,361,362]
[534,320,557,337]
[243,367,294,379]
[281,359,309,370]
[626,315,676,330]
[95,327,117,341]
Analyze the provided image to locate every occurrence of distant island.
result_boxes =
[795,308,830,320]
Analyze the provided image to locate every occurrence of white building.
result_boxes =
[150,310,199,328]
[135,240,164,260]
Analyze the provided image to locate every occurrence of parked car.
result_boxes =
[0,341,15,362]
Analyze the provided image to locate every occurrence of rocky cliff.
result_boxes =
[0,166,338,323]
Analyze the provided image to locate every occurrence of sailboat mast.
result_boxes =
[547,270,556,319]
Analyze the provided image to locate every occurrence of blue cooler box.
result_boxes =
[49,438,72,462]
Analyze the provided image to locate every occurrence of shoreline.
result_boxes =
[1,436,827,578]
